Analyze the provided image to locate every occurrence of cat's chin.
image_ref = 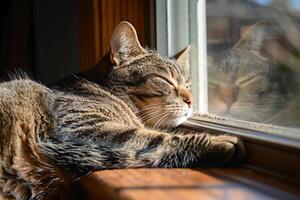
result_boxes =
[159,109,193,128]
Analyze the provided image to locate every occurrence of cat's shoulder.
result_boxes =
[0,76,46,91]
[54,78,116,102]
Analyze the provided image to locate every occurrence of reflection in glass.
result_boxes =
[206,0,300,128]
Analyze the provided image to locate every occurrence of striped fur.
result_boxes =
[0,22,245,200]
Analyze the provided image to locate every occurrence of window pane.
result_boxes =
[205,0,300,129]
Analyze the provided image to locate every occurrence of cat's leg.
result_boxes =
[105,126,245,167]
[103,128,245,167]
[40,122,244,173]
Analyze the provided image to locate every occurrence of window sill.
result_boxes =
[182,115,300,183]
[80,168,300,200]
[77,117,300,200]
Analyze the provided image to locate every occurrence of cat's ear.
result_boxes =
[109,21,145,65]
[174,45,191,77]
[234,23,265,53]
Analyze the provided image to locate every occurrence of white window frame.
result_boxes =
[156,0,208,113]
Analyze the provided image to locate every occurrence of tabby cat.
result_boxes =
[208,23,300,127]
[0,22,244,200]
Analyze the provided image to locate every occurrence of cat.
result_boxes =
[0,21,244,200]
[207,23,300,128]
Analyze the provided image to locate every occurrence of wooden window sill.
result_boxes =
[80,167,300,200]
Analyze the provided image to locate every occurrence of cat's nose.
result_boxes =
[180,87,193,108]
[183,97,192,108]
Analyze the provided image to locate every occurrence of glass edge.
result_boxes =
[183,113,300,150]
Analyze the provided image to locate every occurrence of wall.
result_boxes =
[78,0,156,70]
[0,0,156,82]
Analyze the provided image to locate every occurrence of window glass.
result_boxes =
[205,0,300,129]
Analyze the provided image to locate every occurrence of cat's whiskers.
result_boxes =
[136,103,167,113]
[158,113,176,130]
[139,112,161,122]
[164,115,176,129]
[138,105,166,113]
[164,107,185,113]
[153,113,169,129]
[139,107,170,119]
[137,103,189,127]
[136,102,169,109]
[164,118,173,130]
[163,119,172,130]
[143,112,168,127]
[138,110,162,121]
[141,105,189,127]
[136,103,184,114]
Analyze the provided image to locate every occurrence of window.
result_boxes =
[157,0,300,146]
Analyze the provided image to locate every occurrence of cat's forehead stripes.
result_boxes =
[116,53,153,69]
[156,56,185,84]
[117,51,184,76]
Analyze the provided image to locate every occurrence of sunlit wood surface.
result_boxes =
[80,168,300,200]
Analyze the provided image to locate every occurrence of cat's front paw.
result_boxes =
[204,135,245,165]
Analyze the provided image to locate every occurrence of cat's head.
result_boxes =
[208,23,292,122]
[107,22,192,128]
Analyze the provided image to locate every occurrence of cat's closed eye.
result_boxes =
[155,76,176,89]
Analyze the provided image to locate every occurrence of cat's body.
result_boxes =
[0,22,244,200]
